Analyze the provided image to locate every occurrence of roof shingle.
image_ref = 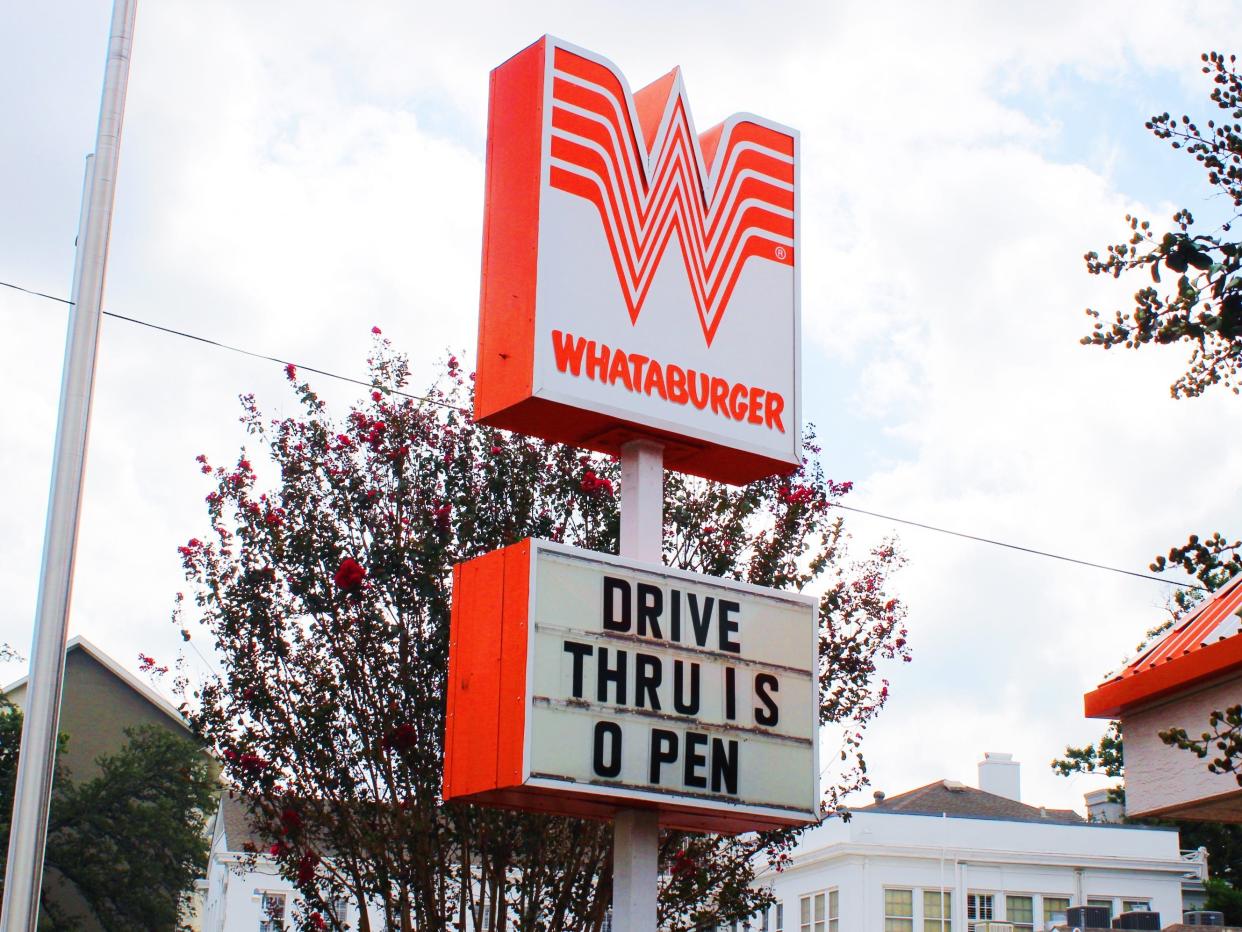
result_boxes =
[857,780,1084,824]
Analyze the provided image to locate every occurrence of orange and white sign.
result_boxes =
[474,36,801,485]
[442,539,819,832]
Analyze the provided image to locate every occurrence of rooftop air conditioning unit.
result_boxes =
[1183,911,1226,927]
[1067,905,1111,929]
[1112,910,1160,930]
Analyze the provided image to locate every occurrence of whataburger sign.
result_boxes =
[443,540,818,831]
[444,37,817,834]
[474,36,801,486]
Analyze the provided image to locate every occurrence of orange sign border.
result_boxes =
[473,36,802,486]
[442,538,819,832]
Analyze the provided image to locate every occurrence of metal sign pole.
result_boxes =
[613,438,664,931]
[1,1,137,928]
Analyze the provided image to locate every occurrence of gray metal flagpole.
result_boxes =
[1,1,137,928]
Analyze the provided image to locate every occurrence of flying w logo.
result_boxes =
[548,47,797,348]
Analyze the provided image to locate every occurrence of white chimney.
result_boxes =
[977,752,1021,801]
[1084,788,1124,823]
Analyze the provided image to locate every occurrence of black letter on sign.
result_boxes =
[718,600,741,653]
[684,731,708,788]
[687,594,714,647]
[754,673,780,726]
[635,653,662,710]
[603,576,631,633]
[724,667,737,720]
[649,729,678,784]
[711,737,738,794]
[636,583,663,639]
[563,642,593,699]
[673,660,700,715]
[597,647,627,705]
[593,721,622,778]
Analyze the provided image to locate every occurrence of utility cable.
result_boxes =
[832,503,1209,592]
[1,277,1210,592]
[1,279,463,412]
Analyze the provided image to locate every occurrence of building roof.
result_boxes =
[217,791,269,852]
[3,635,190,734]
[1085,572,1242,719]
[857,780,1084,825]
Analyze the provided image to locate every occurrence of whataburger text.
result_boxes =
[550,330,787,433]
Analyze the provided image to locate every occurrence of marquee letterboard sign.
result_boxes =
[473,36,801,486]
[442,539,818,832]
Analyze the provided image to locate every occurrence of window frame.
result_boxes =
[1041,895,1070,927]
[1004,894,1034,931]
[799,890,827,932]
[884,887,915,932]
[923,889,952,932]
[966,892,994,932]
[259,891,287,932]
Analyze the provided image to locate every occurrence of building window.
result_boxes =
[924,890,951,931]
[1042,897,1069,927]
[885,888,914,932]
[1122,900,1151,913]
[1087,899,1113,921]
[776,903,784,932]
[828,889,839,932]
[966,893,993,932]
[1005,895,1033,931]
[259,892,286,932]
[800,891,826,932]
[328,898,350,924]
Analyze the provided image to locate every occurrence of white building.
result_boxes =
[198,794,390,932]
[756,754,1208,932]
[198,794,511,931]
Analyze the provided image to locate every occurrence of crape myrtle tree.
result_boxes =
[174,333,910,932]
[1082,51,1242,398]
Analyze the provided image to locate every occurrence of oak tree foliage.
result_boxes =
[174,338,911,931]
[0,699,215,931]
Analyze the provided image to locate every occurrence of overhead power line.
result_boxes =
[833,504,1208,592]
[1,278,462,412]
[1,277,1209,592]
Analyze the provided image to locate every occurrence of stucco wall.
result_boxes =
[1125,674,1242,818]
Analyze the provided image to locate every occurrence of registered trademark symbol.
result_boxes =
[774,246,787,260]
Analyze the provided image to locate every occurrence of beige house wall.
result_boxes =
[1124,674,1242,820]
[7,646,192,781]
[5,641,211,931]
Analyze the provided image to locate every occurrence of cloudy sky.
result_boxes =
[3,0,1242,815]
